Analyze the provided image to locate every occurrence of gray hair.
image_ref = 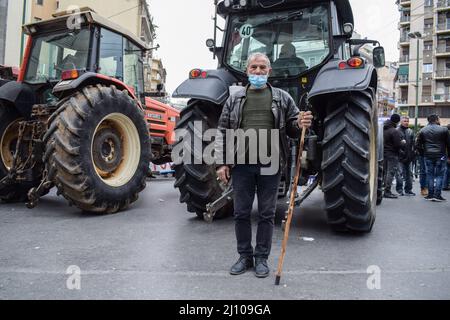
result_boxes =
[247,53,271,68]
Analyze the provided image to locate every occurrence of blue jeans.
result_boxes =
[232,165,281,259]
[396,161,413,194]
[418,156,428,189]
[425,158,447,198]
[443,164,450,189]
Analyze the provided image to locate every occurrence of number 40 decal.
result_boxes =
[239,24,254,39]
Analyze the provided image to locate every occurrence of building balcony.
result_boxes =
[398,0,411,6]
[399,35,410,45]
[423,73,433,86]
[421,96,433,104]
[436,45,450,56]
[399,16,411,26]
[437,0,450,11]
[399,56,409,64]
[434,94,450,102]
[435,69,450,79]
[423,28,434,40]
[398,76,409,86]
[436,22,450,33]
[397,98,410,105]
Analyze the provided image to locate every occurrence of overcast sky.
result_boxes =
[149,0,399,94]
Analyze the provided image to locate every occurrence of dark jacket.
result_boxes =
[398,125,415,163]
[383,120,404,159]
[416,124,450,159]
[215,84,301,169]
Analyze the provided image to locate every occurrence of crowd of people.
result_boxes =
[383,114,450,202]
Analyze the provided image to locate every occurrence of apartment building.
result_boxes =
[397,0,450,126]
[31,0,59,21]
[149,58,167,95]
[0,0,32,67]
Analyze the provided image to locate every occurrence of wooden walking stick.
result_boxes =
[275,117,307,286]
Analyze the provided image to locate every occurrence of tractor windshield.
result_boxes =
[225,4,330,77]
[24,28,91,84]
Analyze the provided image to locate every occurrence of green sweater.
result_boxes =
[240,87,275,163]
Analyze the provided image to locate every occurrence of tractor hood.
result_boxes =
[218,0,353,26]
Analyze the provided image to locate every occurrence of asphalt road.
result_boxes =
[0,177,449,300]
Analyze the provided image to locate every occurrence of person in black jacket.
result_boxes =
[443,124,450,191]
[383,114,406,199]
[395,116,416,196]
[416,115,450,202]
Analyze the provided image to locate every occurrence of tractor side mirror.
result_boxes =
[206,39,215,48]
[373,47,385,68]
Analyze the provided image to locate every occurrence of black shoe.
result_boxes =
[433,196,447,202]
[425,195,434,201]
[255,258,270,278]
[230,256,254,275]
[443,187,450,191]
[405,192,416,196]
[397,191,405,196]
[384,192,398,199]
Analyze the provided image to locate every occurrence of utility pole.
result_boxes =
[408,31,423,133]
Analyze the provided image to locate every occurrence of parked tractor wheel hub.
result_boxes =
[93,126,123,175]
[91,113,141,188]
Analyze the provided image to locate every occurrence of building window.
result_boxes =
[36,0,44,6]
[423,64,433,73]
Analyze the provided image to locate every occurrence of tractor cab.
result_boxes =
[20,10,147,105]
[200,0,385,105]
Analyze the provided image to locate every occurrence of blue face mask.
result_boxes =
[248,74,268,89]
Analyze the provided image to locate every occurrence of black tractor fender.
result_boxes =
[308,60,378,104]
[0,81,36,118]
[0,79,11,88]
[172,69,237,105]
[309,59,383,160]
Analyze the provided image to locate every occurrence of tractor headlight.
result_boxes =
[224,0,232,7]
[343,23,354,36]
[239,0,248,6]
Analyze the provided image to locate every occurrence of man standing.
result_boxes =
[215,53,313,278]
[443,124,450,191]
[416,115,450,202]
[396,116,416,196]
[383,114,405,199]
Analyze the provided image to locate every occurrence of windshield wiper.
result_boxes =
[253,10,303,28]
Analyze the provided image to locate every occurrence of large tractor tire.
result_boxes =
[0,106,41,202]
[173,100,233,219]
[321,90,378,233]
[45,85,151,213]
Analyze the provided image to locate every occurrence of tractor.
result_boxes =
[0,10,152,213]
[145,97,180,166]
[172,0,385,232]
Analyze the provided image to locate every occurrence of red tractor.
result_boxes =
[0,10,153,213]
[144,98,179,166]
